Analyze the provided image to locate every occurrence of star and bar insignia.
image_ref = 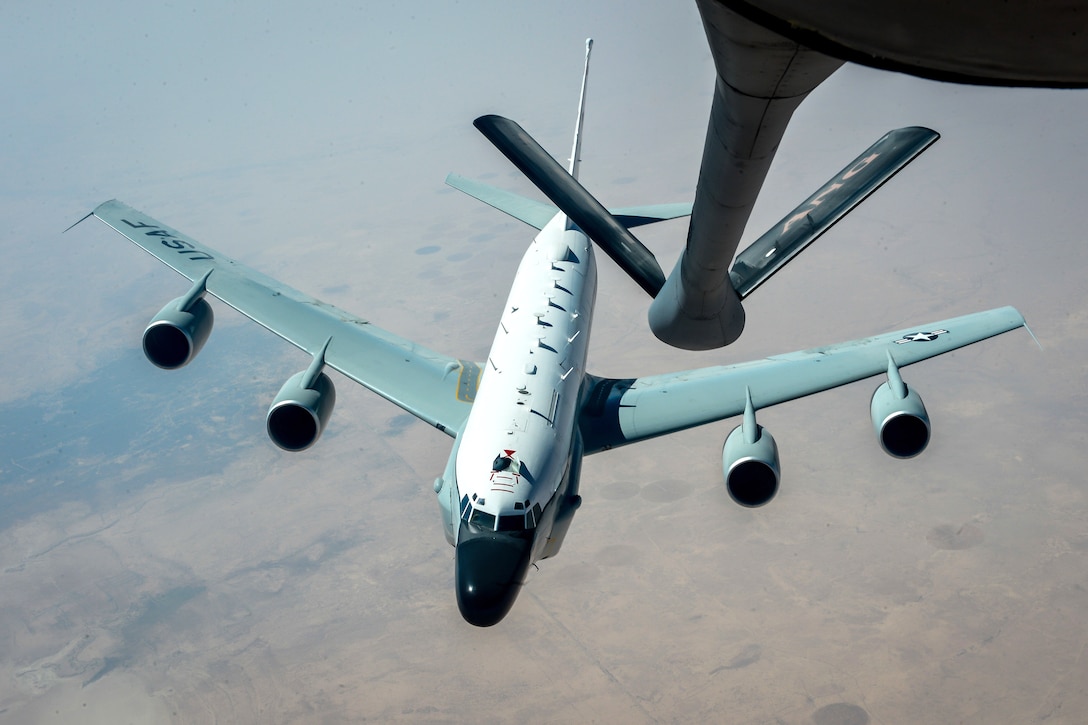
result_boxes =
[894,329,949,344]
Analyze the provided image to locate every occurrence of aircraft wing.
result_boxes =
[82,200,479,437]
[581,306,1024,453]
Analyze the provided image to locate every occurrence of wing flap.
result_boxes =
[88,200,476,436]
[581,306,1024,453]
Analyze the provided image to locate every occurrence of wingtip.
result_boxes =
[995,305,1039,350]
[62,210,95,234]
[1019,312,1043,351]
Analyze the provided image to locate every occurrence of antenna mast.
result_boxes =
[568,38,593,180]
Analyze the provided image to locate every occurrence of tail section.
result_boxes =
[473,114,666,296]
[445,173,556,230]
[449,40,691,298]
[446,173,692,232]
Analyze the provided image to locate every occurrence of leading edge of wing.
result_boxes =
[580,306,1025,453]
[88,200,478,436]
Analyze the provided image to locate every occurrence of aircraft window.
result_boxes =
[460,494,471,517]
[469,508,496,530]
[532,503,543,522]
[514,501,524,510]
[497,514,524,532]
[525,507,536,529]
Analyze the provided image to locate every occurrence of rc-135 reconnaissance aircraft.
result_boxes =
[70,41,1026,626]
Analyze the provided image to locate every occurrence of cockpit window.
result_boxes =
[497,514,524,532]
[468,508,496,530]
[461,500,541,532]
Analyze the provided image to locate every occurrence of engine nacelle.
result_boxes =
[870,380,930,458]
[266,370,336,451]
[142,296,214,369]
[722,423,780,507]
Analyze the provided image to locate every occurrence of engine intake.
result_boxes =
[267,370,336,451]
[143,296,213,369]
[723,425,780,507]
[722,394,780,507]
[870,380,930,458]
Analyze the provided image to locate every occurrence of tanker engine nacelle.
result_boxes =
[721,392,780,507]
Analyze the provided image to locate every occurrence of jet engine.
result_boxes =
[142,295,213,369]
[721,391,780,507]
[141,272,215,370]
[870,380,930,458]
[266,370,336,451]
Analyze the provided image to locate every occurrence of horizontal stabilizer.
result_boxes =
[610,202,693,229]
[730,126,940,298]
[473,114,665,297]
[446,174,692,233]
[445,174,557,230]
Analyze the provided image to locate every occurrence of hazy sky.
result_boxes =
[2,2,1088,723]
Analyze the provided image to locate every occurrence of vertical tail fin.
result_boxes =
[568,38,593,181]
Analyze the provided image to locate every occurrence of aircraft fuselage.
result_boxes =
[438,214,596,625]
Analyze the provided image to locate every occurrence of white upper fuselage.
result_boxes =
[454,213,596,541]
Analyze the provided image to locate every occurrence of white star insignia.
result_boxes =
[894,329,948,344]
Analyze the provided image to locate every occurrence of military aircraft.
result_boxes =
[69,40,1026,626]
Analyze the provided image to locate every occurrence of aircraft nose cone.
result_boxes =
[455,530,533,627]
